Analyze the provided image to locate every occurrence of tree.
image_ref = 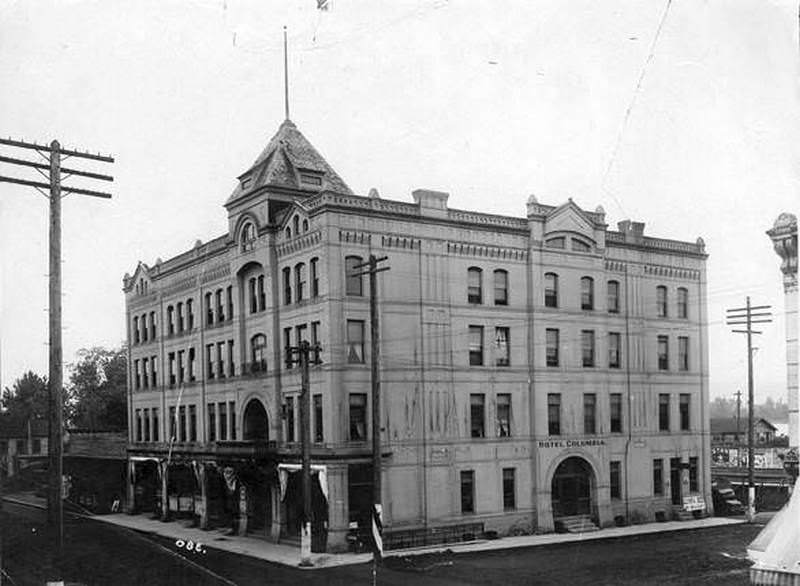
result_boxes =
[0,371,49,422]
[66,346,127,431]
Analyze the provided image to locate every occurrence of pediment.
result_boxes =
[544,201,596,242]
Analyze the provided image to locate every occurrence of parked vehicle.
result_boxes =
[712,479,745,515]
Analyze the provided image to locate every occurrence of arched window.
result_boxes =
[205,292,214,325]
[572,238,591,252]
[250,334,267,372]
[607,280,620,313]
[677,287,688,319]
[240,222,256,251]
[302,219,309,232]
[133,316,140,344]
[546,237,566,249]
[494,269,508,306]
[581,277,594,310]
[295,262,306,302]
[656,285,668,318]
[286,227,292,239]
[282,267,292,305]
[176,302,184,332]
[293,215,300,236]
[345,256,363,296]
[249,277,258,313]
[167,305,175,335]
[257,275,266,311]
[467,267,482,304]
[544,273,558,308]
[310,257,320,297]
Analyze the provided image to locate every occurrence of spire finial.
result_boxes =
[283,25,290,121]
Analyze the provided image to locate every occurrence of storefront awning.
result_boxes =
[277,463,328,501]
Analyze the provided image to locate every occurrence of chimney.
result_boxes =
[413,189,449,218]
[617,220,645,244]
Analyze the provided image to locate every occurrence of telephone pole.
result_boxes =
[0,137,113,564]
[351,254,389,578]
[726,297,772,522]
[285,339,322,567]
[735,389,742,466]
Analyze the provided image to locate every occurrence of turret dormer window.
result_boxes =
[299,171,323,186]
[241,222,256,252]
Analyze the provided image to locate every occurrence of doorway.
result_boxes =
[551,457,595,518]
[670,458,682,505]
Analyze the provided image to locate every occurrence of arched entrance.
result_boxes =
[243,399,269,441]
[551,456,595,519]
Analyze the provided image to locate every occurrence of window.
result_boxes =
[208,403,216,442]
[544,273,558,308]
[502,468,516,510]
[582,330,595,367]
[143,409,150,441]
[680,393,690,431]
[608,332,621,368]
[186,300,194,330]
[205,292,213,325]
[32,438,42,454]
[256,276,264,311]
[494,270,508,305]
[468,326,484,366]
[296,324,308,347]
[283,267,292,305]
[467,267,482,304]
[300,172,322,186]
[284,328,292,369]
[303,219,309,232]
[610,461,621,499]
[249,277,257,314]
[216,289,224,321]
[610,393,623,433]
[345,256,363,296]
[134,359,141,390]
[653,459,664,495]
[168,352,176,387]
[177,302,184,332]
[677,287,688,319]
[659,394,670,431]
[608,280,620,313]
[460,470,475,513]
[470,394,485,438]
[226,286,233,320]
[187,347,196,382]
[206,344,214,379]
[313,394,323,443]
[548,393,561,435]
[581,277,594,310]
[152,408,159,442]
[150,311,156,339]
[497,393,511,437]
[546,237,565,249]
[689,457,698,492]
[286,397,295,442]
[133,316,140,344]
[347,320,365,363]
[151,356,158,387]
[349,393,367,441]
[135,409,142,442]
[177,350,185,384]
[167,306,175,335]
[572,238,591,252]
[678,336,689,371]
[227,340,235,377]
[495,327,510,366]
[295,263,306,302]
[142,358,149,389]
[310,257,320,297]
[229,401,236,440]
[179,406,187,442]
[546,329,559,367]
[251,334,266,371]
[293,215,300,235]
[189,405,197,442]
[656,286,668,318]
[311,321,321,362]
[169,406,176,442]
[240,222,256,251]
[216,342,225,379]
[658,335,669,370]
[583,393,596,435]
[141,314,148,342]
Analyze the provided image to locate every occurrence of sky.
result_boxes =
[0,0,797,402]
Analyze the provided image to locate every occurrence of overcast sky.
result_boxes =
[0,0,797,402]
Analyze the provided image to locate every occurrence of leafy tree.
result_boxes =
[66,346,127,431]
[0,371,49,422]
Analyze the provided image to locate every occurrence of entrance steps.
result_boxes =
[556,515,599,533]
[672,507,696,522]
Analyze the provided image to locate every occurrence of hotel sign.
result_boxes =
[538,438,606,449]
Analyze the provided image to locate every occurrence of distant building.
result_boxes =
[124,117,711,551]
[711,417,778,447]
[0,415,48,477]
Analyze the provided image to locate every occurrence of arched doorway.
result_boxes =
[243,399,269,441]
[551,456,595,518]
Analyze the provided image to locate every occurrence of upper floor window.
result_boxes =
[251,333,267,371]
[347,320,365,363]
[497,394,511,437]
[186,300,194,330]
[293,215,300,236]
[581,277,594,310]
[545,328,559,367]
[677,287,688,319]
[177,302,184,332]
[608,332,621,369]
[546,237,565,249]
[470,394,485,438]
[257,276,265,311]
[167,305,175,335]
[656,286,668,318]
[495,327,510,367]
[283,267,292,305]
[205,292,213,325]
[345,256,363,296]
[548,393,561,435]
[544,273,558,308]
[133,316,140,344]
[300,172,323,187]
[303,219,309,232]
[467,267,482,304]
[249,277,258,314]
[572,238,591,252]
[607,280,620,313]
[310,257,320,297]
[582,329,595,367]
[657,335,669,370]
[240,222,256,251]
[469,325,484,366]
[295,263,306,302]
[678,336,689,371]
[493,269,508,306]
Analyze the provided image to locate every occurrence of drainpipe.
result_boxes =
[624,266,633,523]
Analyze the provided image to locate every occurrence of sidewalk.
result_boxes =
[3,491,746,570]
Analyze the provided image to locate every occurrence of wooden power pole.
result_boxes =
[726,297,772,522]
[0,137,113,564]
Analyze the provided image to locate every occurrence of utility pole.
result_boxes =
[0,137,113,565]
[351,254,389,579]
[735,389,742,466]
[726,297,772,522]
[285,339,322,567]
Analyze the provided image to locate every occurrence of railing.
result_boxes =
[381,521,485,551]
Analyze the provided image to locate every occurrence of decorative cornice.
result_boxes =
[338,229,372,246]
[643,265,700,281]
[200,264,231,285]
[446,241,527,261]
[277,230,322,257]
